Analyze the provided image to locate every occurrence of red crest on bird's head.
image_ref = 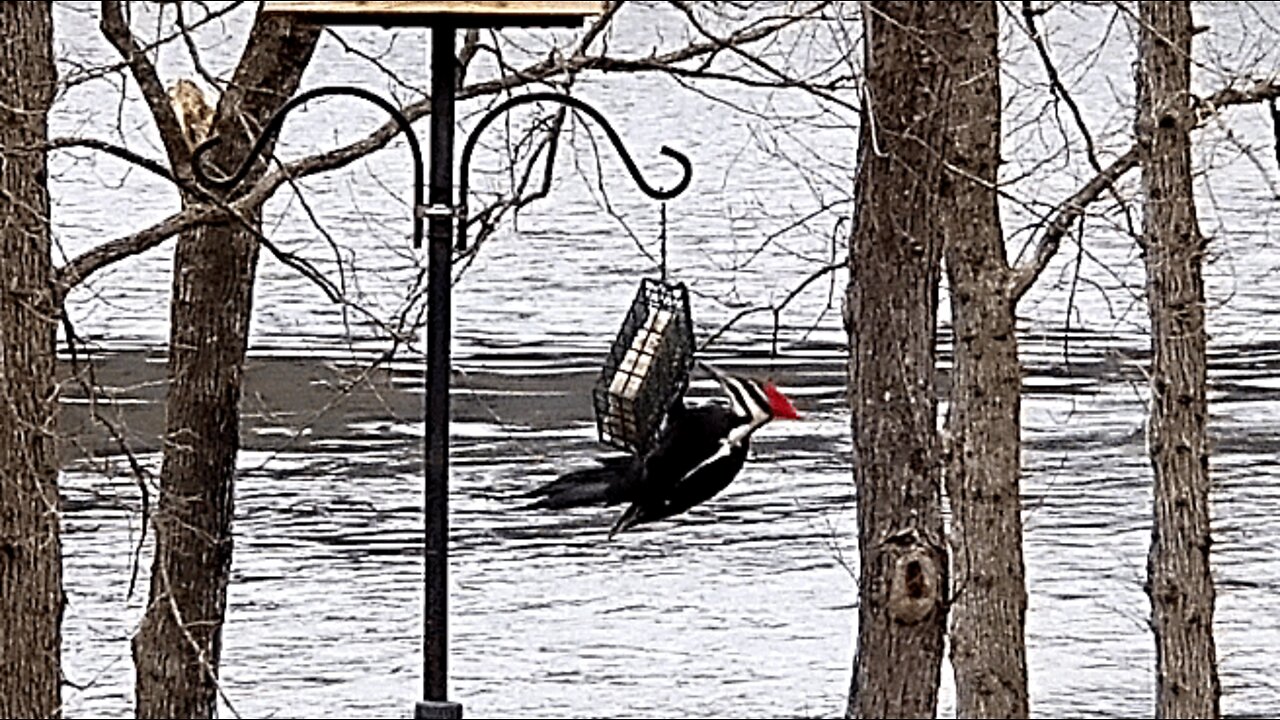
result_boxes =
[763,381,800,420]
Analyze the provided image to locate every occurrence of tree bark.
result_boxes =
[845,3,951,717]
[940,5,1030,718]
[0,3,62,718]
[1137,3,1220,718]
[132,14,320,719]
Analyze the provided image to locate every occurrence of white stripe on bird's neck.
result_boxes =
[719,375,772,447]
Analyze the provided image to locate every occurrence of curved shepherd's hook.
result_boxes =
[457,92,693,250]
[191,86,425,248]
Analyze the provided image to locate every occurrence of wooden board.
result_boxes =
[263,1,606,27]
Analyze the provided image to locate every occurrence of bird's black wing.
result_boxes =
[608,415,749,535]
[617,404,741,497]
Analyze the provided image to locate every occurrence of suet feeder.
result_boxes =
[593,277,696,455]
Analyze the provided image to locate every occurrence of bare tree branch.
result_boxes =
[1194,77,1280,119]
[99,1,192,179]
[1020,1,1107,173]
[59,316,153,600]
[697,257,845,353]
[460,108,566,259]
[1009,147,1138,300]
[463,7,816,98]
[48,136,178,185]
[172,2,223,92]
[457,28,481,87]
[324,28,427,97]
[574,0,623,57]
[1272,98,1280,169]
[54,10,813,297]
[57,110,565,345]
[61,2,245,91]
[1009,77,1280,300]
[55,205,221,301]
[1020,0,1136,236]
[65,10,1278,313]
[668,1,856,112]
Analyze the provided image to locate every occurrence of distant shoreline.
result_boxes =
[54,348,837,463]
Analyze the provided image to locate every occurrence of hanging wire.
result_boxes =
[659,202,668,282]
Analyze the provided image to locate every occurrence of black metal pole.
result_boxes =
[416,23,462,720]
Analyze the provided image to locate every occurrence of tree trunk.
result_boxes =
[0,4,62,718]
[845,3,952,716]
[940,5,1030,718]
[132,15,319,719]
[1137,3,1220,718]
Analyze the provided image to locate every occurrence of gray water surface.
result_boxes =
[56,336,1280,719]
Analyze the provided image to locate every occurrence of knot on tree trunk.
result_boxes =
[884,529,943,625]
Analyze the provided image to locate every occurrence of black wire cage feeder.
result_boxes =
[592,276,696,456]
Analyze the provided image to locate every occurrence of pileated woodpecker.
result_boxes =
[528,363,800,537]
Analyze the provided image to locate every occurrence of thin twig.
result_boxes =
[60,2,245,91]
[1019,1,1136,255]
[1009,74,1280,299]
[99,1,192,178]
[698,257,845,352]
[1019,1,1107,174]
[55,8,806,295]
[1271,98,1280,170]
[59,316,152,600]
[172,2,224,92]
[1009,146,1139,300]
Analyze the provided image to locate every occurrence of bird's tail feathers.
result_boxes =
[524,464,624,510]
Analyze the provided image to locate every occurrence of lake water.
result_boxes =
[47,2,1280,718]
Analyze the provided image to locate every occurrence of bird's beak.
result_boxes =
[698,359,726,378]
[608,504,642,540]
[698,360,733,392]
[699,361,756,415]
